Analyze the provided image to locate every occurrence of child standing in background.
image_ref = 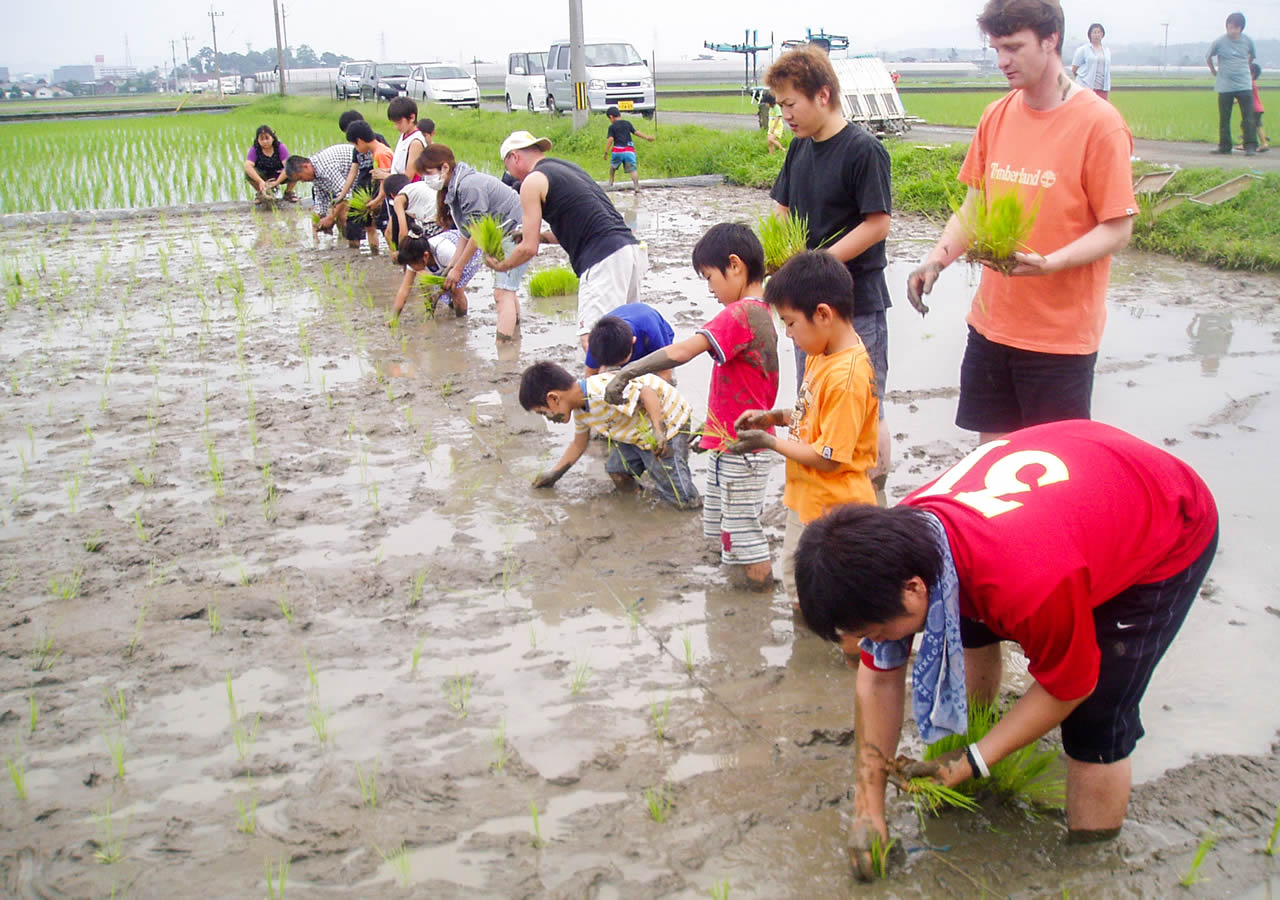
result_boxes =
[764,92,785,155]
[605,106,656,191]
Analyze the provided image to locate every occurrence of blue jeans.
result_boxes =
[1218,90,1258,152]
[604,430,701,509]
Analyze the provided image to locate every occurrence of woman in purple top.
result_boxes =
[243,125,295,202]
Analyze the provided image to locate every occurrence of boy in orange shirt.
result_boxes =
[727,251,878,606]
[345,119,394,253]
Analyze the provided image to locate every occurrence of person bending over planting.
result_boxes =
[284,147,359,236]
[585,303,675,378]
[390,223,480,321]
[791,419,1218,880]
[519,361,700,510]
[604,223,780,589]
[416,143,529,341]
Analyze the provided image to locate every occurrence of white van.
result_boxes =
[505,51,547,113]
[544,41,654,117]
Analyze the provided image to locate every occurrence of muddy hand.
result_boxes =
[724,429,773,455]
[532,467,566,489]
[603,373,630,405]
[895,748,971,788]
[848,818,887,882]
[733,409,774,432]
[906,260,942,315]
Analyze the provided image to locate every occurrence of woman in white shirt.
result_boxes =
[1071,23,1112,100]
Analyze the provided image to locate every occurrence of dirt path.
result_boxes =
[1,189,1278,898]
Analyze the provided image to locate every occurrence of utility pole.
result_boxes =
[272,0,287,95]
[182,33,194,91]
[170,40,179,92]
[209,7,225,98]
[281,3,290,69]
[568,0,586,130]
[1161,22,1170,72]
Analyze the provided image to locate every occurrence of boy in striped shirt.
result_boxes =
[519,361,700,509]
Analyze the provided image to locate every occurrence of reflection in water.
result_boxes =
[1185,312,1234,376]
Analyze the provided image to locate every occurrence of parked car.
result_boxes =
[335,60,371,100]
[408,63,480,108]
[505,51,547,113]
[360,62,413,102]
[544,41,654,117]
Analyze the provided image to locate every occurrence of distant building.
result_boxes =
[54,64,95,83]
[96,65,137,80]
[0,67,9,82]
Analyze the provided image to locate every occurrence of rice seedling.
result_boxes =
[530,799,544,848]
[262,464,278,522]
[376,841,412,886]
[347,185,377,223]
[617,597,642,637]
[130,465,154,487]
[1179,829,1217,886]
[568,655,593,696]
[409,634,427,675]
[491,716,509,773]
[308,702,334,745]
[232,713,260,762]
[301,648,319,694]
[681,628,695,674]
[28,695,37,736]
[31,629,63,671]
[902,778,980,816]
[265,855,290,900]
[528,267,580,297]
[868,833,896,879]
[132,510,149,543]
[439,378,455,399]
[279,588,294,623]
[650,695,672,740]
[103,727,126,780]
[236,776,258,834]
[528,623,538,649]
[1264,799,1280,855]
[126,598,150,658]
[207,603,222,636]
[246,387,259,448]
[367,479,380,511]
[756,213,810,275]
[48,569,82,601]
[66,472,82,514]
[468,214,508,261]
[445,672,472,718]
[355,759,378,810]
[105,688,127,724]
[924,701,1064,807]
[408,570,428,608]
[710,878,731,900]
[644,783,673,823]
[93,800,124,864]
[6,742,26,801]
[956,183,1040,276]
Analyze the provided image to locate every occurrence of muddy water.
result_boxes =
[1,189,1278,898]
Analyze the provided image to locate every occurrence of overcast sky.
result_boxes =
[5,0,1278,76]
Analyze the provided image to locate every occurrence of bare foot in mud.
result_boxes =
[1067,827,1122,844]
[609,472,638,493]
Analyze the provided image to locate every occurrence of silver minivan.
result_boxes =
[544,41,655,116]
[505,51,547,113]
[336,60,371,100]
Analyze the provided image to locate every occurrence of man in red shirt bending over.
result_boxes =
[793,420,1218,879]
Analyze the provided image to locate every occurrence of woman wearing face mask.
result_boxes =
[414,144,531,341]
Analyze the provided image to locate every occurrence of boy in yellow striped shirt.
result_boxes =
[519,361,701,509]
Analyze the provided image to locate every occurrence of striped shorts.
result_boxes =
[702,452,771,565]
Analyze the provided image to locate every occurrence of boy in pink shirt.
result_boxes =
[605,223,780,588]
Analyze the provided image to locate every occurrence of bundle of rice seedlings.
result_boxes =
[468,214,507,262]
[528,267,579,297]
[956,184,1040,275]
[347,185,377,223]
[756,213,810,275]
[418,273,446,317]
[924,700,1065,808]
[903,778,980,816]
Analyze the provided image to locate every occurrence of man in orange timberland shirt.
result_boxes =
[905,0,1137,444]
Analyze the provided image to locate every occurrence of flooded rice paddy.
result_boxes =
[1,185,1279,897]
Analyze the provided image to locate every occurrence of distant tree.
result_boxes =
[320,52,347,67]
[296,44,318,67]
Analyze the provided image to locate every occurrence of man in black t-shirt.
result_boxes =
[495,130,647,352]
[605,106,655,191]
[767,47,893,497]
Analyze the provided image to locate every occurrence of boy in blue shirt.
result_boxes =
[585,302,675,379]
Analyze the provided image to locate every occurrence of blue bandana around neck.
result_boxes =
[860,511,968,743]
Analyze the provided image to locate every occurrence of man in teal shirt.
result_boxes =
[1207,11,1258,155]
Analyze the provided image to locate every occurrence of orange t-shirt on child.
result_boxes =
[372,142,395,172]
[959,89,1137,355]
[782,341,879,523]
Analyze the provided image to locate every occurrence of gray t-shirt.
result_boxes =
[1209,33,1256,93]
[443,161,524,239]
